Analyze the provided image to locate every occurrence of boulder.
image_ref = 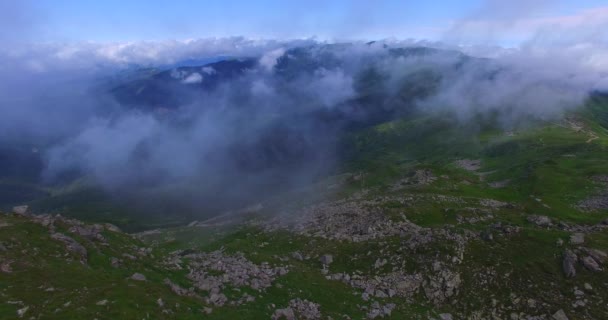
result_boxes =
[131,273,147,281]
[562,250,577,278]
[12,205,29,216]
[272,307,295,320]
[581,256,602,272]
[320,254,333,266]
[527,215,552,227]
[570,233,585,245]
[552,309,569,320]
[50,233,87,263]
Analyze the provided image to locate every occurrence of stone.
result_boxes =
[583,248,607,264]
[12,205,29,216]
[207,293,227,306]
[527,215,552,227]
[96,299,108,306]
[439,314,453,320]
[562,250,577,278]
[131,273,146,281]
[570,233,585,245]
[272,307,296,320]
[584,283,593,291]
[320,254,333,265]
[110,257,121,268]
[292,252,304,261]
[552,310,568,320]
[375,289,388,298]
[581,256,602,272]
[50,233,88,263]
[17,306,29,318]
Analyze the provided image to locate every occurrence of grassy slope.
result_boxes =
[2,101,608,319]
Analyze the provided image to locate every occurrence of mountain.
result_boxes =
[111,58,257,110]
[1,44,608,319]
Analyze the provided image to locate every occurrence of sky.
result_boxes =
[7,0,608,45]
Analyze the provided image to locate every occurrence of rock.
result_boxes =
[292,251,304,261]
[163,278,192,296]
[562,250,577,278]
[584,283,593,291]
[156,298,164,307]
[203,307,213,314]
[272,307,296,320]
[288,298,322,319]
[439,314,453,320]
[367,302,395,319]
[50,233,87,262]
[122,253,137,260]
[12,205,29,216]
[104,223,121,232]
[375,289,388,298]
[455,159,481,171]
[17,306,29,318]
[552,310,568,320]
[320,254,333,266]
[131,273,146,281]
[581,256,602,272]
[423,267,461,304]
[527,215,552,227]
[96,299,108,306]
[570,233,585,245]
[480,231,493,241]
[207,292,227,306]
[374,258,387,269]
[110,257,121,268]
[582,248,607,264]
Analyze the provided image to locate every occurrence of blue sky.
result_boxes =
[10,0,608,44]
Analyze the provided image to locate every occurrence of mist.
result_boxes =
[1,1,607,219]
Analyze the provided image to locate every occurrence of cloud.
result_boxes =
[1,34,607,217]
[182,72,203,84]
[259,48,286,71]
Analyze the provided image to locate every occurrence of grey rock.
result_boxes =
[320,254,333,265]
[581,256,602,272]
[110,257,121,268]
[207,292,227,306]
[292,251,304,261]
[96,299,108,306]
[17,306,29,318]
[439,314,453,320]
[552,309,569,320]
[562,250,577,278]
[131,273,146,281]
[527,215,552,227]
[163,278,192,296]
[570,233,585,245]
[50,233,87,263]
[12,205,29,216]
[272,307,296,320]
[583,248,607,264]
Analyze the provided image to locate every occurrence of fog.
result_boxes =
[1,2,607,218]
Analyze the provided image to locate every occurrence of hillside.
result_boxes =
[2,95,608,319]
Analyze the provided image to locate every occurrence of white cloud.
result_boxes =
[182,72,203,84]
[259,48,286,71]
[201,66,216,74]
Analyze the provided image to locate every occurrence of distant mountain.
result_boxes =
[111,58,257,109]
